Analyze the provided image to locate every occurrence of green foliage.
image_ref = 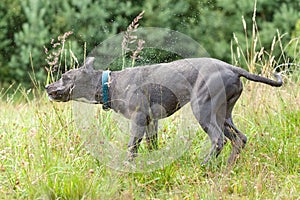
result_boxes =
[0,0,299,87]
[0,0,25,86]
[0,72,299,199]
[287,19,300,63]
[9,0,49,85]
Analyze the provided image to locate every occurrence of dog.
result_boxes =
[46,57,282,165]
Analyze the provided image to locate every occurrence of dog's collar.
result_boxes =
[102,70,111,110]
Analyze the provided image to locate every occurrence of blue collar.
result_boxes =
[102,70,111,110]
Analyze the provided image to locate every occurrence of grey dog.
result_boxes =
[46,57,282,165]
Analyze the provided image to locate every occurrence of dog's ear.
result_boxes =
[84,57,95,71]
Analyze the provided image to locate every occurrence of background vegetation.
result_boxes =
[0,0,300,199]
[0,0,300,87]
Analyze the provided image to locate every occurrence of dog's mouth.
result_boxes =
[46,85,73,102]
[48,90,66,101]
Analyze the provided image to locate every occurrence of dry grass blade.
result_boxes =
[122,11,145,50]
[132,40,145,58]
[127,10,145,32]
[44,31,74,84]
[45,31,73,69]
[121,11,145,69]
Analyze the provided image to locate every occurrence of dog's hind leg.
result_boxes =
[225,117,247,147]
[191,98,226,165]
[200,121,225,165]
[145,120,158,151]
[224,86,247,165]
[224,117,247,165]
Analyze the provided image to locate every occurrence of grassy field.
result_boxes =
[0,70,299,199]
[1,13,300,197]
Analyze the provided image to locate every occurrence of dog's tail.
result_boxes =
[231,67,283,87]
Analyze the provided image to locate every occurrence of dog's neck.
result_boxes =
[101,70,111,110]
[95,70,113,110]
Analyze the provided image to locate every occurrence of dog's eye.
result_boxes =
[62,74,71,81]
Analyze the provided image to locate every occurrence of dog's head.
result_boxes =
[46,57,101,103]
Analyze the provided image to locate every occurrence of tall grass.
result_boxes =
[0,6,300,200]
[0,83,299,199]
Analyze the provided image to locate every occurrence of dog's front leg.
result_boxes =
[145,120,158,151]
[127,112,148,161]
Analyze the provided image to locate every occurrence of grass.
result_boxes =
[0,76,299,199]
[1,3,300,199]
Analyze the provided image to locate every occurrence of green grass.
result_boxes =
[0,75,299,199]
[1,5,300,198]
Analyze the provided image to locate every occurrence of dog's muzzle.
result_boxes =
[45,84,71,102]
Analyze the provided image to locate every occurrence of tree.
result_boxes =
[9,0,49,85]
[0,0,25,86]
